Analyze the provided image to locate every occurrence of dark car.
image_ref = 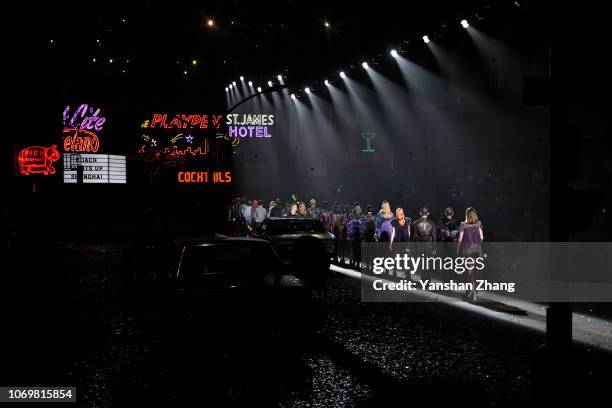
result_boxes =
[157,237,314,398]
[167,237,312,338]
[257,217,335,261]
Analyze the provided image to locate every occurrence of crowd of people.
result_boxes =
[227,197,483,283]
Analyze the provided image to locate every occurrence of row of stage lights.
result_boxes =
[225,19,471,99]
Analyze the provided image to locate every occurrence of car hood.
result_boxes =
[267,233,333,241]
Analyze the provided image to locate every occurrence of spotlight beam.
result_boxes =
[225,84,288,113]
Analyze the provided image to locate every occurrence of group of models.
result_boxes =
[228,197,484,300]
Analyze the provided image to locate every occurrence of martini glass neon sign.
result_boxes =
[361,132,376,153]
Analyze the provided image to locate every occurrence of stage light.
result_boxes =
[183,70,188,75]
[109,58,113,63]
[461,19,469,28]
[277,74,283,81]
[362,62,369,69]
[268,80,273,87]
[229,84,233,89]
[324,79,330,86]
[240,76,244,81]
[192,59,197,65]
[225,87,228,92]
[207,19,214,27]
[324,21,330,28]
[92,58,96,63]
[390,49,399,58]
[257,86,262,92]
[423,35,430,44]
[305,87,311,94]
[248,81,253,86]
[232,81,237,86]
[340,71,346,78]
[291,93,296,100]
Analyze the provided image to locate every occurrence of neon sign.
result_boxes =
[63,104,106,131]
[177,170,232,184]
[361,133,376,153]
[226,114,275,138]
[62,104,105,153]
[18,145,60,175]
[63,129,100,153]
[142,114,224,129]
[161,144,208,158]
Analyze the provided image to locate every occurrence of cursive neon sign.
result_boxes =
[62,104,105,153]
[63,104,106,132]
[63,129,100,153]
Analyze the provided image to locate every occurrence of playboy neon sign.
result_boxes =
[142,114,224,129]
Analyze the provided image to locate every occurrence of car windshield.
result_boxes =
[179,244,280,278]
[265,219,325,235]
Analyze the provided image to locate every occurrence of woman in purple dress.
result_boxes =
[375,200,394,240]
[457,207,484,301]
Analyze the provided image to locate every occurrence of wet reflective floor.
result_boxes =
[2,243,611,407]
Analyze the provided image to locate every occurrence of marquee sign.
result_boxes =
[17,145,60,175]
[63,153,126,184]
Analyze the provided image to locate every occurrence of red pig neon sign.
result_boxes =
[18,145,60,175]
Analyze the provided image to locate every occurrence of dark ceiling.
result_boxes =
[8,1,547,109]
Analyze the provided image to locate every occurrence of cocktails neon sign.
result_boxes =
[178,170,232,184]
